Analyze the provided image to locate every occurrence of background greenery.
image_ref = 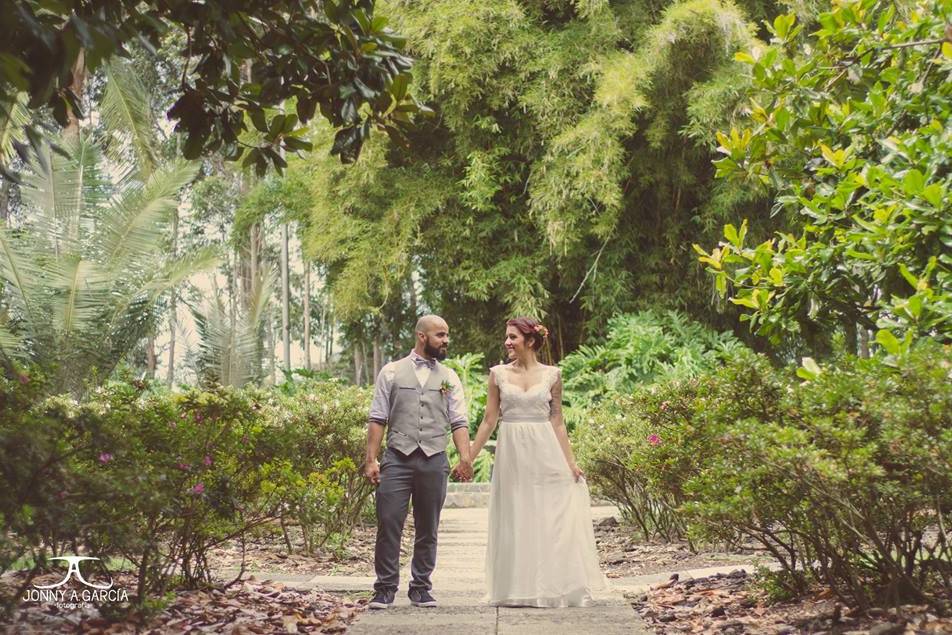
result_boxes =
[1,0,950,619]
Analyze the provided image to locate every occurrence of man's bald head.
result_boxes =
[414,315,450,360]
[415,314,447,335]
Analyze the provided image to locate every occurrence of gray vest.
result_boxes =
[386,357,452,456]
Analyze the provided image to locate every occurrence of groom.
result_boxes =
[363,315,473,609]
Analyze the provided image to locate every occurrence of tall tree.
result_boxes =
[1,0,424,177]
[293,0,784,362]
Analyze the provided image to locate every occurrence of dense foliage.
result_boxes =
[0,0,423,173]
[576,342,952,608]
[251,0,786,362]
[0,371,372,613]
[559,310,746,427]
[698,1,952,352]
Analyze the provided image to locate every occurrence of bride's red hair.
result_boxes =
[506,317,548,351]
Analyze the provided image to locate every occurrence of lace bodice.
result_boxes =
[493,364,562,422]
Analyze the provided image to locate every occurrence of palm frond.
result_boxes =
[96,158,199,270]
[0,224,44,329]
[100,60,159,178]
[46,255,110,341]
[144,245,221,298]
[0,93,29,170]
[192,269,274,387]
[20,135,108,237]
[0,322,25,361]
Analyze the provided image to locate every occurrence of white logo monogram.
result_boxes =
[33,556,113,590]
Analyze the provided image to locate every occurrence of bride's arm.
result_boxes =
[549,370,583,481]
[470,368,501,458]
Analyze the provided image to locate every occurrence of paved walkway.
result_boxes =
[311,506,646,634]
[238,506,771,634]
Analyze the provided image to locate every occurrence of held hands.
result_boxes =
[451,459,474,482]
[364,459,381,486]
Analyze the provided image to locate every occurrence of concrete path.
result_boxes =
[233,506,773,634]
[314,506,647,634]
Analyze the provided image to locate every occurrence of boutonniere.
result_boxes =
[439,380,453,397]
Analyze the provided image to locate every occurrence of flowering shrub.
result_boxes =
[0,374,373,613]
[685,342,952,608]
[574,350,782,541]
[578,342,952,607]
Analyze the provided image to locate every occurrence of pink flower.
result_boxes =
[203,455,213,467]
[191,483,205,495]
[194,413,203,422]
[98,452,113,464]
[647,434,661,446]
[177,462,190,471]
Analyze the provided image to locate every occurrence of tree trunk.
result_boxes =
[145,335,156,380]
[372,335,382,382]
[166,206,179,386]
[0,179,10,224]
[844,320,858,357]
[326,303,333,363]
[281,222,291,372]
[353,348,362,386]
[407,268,418,319]
[64,50,86,137]
[303,263,311,370]
[268,307,276,385]
[859,326,870,359]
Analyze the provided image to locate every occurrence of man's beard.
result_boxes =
[424,341,448,361]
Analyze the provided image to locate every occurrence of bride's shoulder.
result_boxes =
[489,363,514,384]
[489,363,512,377]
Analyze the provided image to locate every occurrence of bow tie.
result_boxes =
[412,356,436,369]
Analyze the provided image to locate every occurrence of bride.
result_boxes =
[468,316,607,607]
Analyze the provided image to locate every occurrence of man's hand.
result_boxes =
[452,459,474,482]
[364,459,381,485]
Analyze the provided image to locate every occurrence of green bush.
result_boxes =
[0,373,374,613]
[445,352,494,482]
[575,350,782,541]
[581,340,952,608]
[260,378,374,551]
[686,343,952,609]
[560,310,746,429]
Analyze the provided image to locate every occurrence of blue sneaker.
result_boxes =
[408,588,438,607]
[368,589,395,610]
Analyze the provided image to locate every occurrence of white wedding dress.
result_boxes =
[484,364,607,607]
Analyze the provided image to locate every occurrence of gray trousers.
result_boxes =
[373,447,449,593]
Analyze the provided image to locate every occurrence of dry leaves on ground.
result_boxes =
[3,572,366,634]
[208,519,414,578]
[594,516,769,578]
[629,569,952,634]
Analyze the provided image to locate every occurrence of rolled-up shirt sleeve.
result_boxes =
[368,364,393,425]
[446,369,469,432]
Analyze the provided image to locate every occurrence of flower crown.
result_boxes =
[534,324,549,339]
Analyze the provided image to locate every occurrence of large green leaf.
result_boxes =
[100,60,159,178]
